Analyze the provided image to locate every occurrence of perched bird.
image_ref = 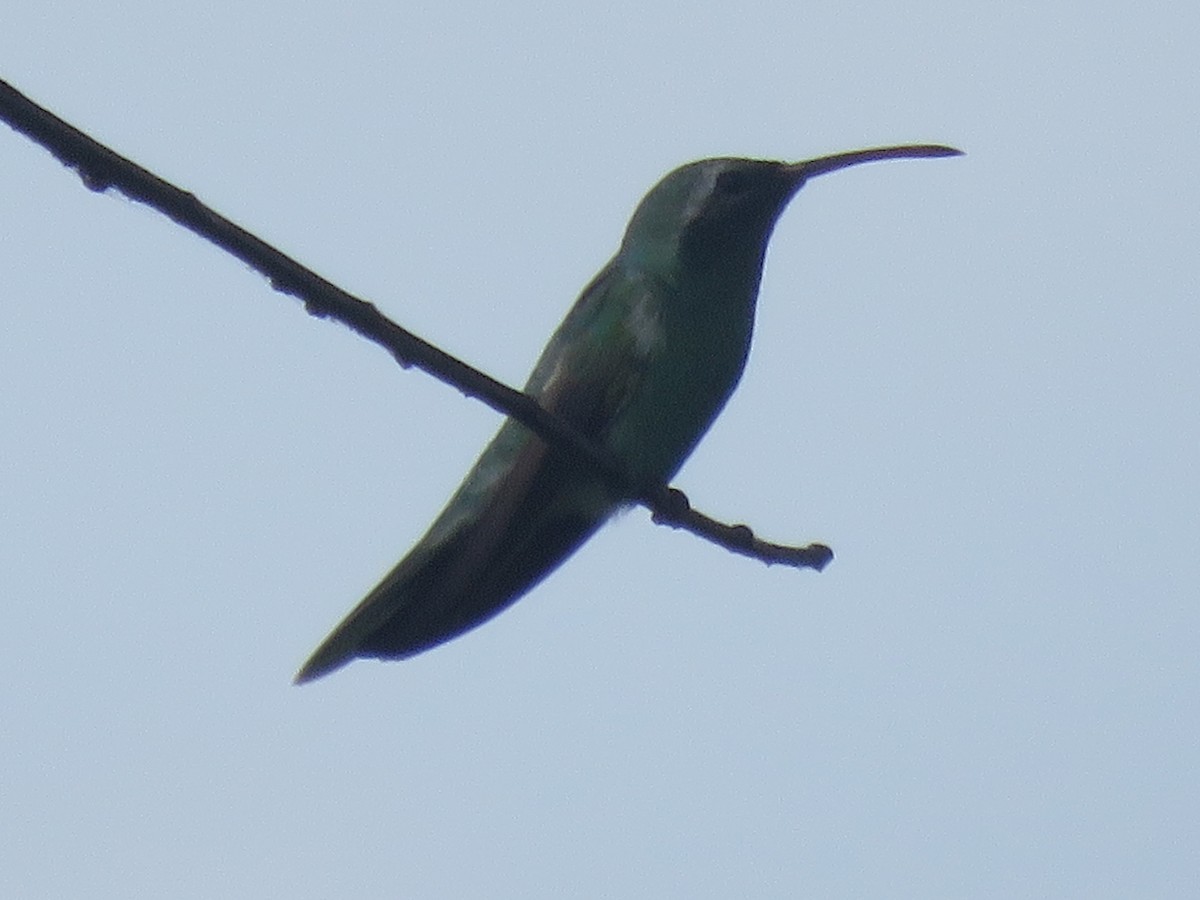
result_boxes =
[295,144,961,683]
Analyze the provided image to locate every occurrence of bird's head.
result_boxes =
[619,145,961,280]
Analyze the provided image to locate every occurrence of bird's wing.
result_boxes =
[294,264,663,682]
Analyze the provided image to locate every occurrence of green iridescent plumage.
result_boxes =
[295,145,961,683]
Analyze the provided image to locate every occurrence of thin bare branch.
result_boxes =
[0,77,833,571]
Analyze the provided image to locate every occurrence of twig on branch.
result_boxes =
[0,77,833,572]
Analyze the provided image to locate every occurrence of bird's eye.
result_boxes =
[716,169,755,195]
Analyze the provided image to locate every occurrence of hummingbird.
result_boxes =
[295,144,961,683]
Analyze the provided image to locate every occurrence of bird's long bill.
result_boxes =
[787,144,963,181]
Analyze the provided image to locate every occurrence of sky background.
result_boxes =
[2,3,1197,897]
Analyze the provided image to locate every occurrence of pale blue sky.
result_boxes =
[2,3,1197,897]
